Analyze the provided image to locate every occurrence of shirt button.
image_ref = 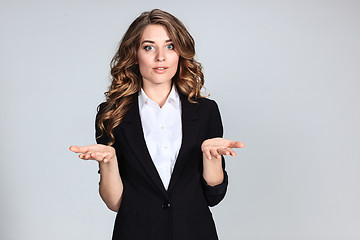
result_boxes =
[164,146,168,149]
[160,126,165,130]
[161,202,171,209]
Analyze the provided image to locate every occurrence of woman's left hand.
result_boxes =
[201,137,245,160]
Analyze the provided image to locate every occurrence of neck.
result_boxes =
[142,82,172,108]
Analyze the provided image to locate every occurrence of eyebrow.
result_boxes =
[141,39,173,44]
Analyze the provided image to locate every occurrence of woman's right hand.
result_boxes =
[69,144,116,163]
[70,144,122,211]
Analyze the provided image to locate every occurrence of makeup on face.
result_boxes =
[137,24,179,88]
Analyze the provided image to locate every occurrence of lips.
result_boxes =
[153,66,168,73]
[153,66,168,70]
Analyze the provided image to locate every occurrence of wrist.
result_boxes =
[99,156,118,171]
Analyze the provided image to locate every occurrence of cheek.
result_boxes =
[174,59,180,73]
[170,54,180,68]
[137,56,150,73]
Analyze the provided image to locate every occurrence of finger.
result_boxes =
[103,155,111,163]
[90,152,99,161]
[79,152,101,162]
[90,152,104,162]
[210,149,221,159]
[84,153,92,160]
[70,144,100,153]
[78,153,92,160]
[237,141,245,148]
[103,152,114,163]
[228,141,245,149]
[70,145,90,153]
[218,148,234,157]
[217,148,230,156]
[69,145,80,152]
[227,148,236,156]
[203,149,212,160]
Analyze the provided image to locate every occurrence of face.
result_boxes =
[137,24,179,89]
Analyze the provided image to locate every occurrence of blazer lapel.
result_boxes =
[121,93,200,197]
[122,97,169,198]
[168,94,200,194]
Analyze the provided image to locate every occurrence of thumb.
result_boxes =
[69,145,79,152]
[69,145,89,153]
[229,141,245,148]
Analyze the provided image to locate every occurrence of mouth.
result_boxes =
[153,66,169,73]
[153,67,168,70]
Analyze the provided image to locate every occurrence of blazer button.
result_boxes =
[161,202,171,209]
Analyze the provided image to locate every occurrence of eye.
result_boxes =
[166,44,174,50]
[144,45,153,51]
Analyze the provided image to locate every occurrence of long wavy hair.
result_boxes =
[97,9,205,145]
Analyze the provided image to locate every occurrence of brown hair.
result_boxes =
[97,9,205,145]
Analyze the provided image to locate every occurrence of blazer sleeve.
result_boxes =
[95,102,111,146]
[95,102,112,176]
[201,100,229,207]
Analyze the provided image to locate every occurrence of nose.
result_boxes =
[156,49,165,62]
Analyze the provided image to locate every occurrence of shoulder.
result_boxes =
[193,97,220,113]
[193,97,223,137]
[180,96,221,123]
[97,102,108,114]
[196,97,218,106]
[177,88,219,110]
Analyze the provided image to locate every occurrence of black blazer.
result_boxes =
[96,93,228,240]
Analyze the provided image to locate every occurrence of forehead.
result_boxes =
[140,24,171,42]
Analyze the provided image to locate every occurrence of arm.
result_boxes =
[202,148,224,186]
[202,138,244,185]
[69,144,123,212]
[98,147,123,212]
[95,103,123,212]
[69,103,123,212]
[201,100,244,206]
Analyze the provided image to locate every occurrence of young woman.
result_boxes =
[70,9,244,240]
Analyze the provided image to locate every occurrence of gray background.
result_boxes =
[1,0,359,239]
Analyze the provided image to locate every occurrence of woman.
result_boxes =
[70,9,244,240]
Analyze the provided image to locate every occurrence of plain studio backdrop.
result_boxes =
[1,0,359,239]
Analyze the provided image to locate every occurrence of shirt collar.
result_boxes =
[138,88,149,110]
[167,84,181,109]
[138,84,180,110]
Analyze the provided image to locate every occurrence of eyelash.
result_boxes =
[143,44,175,51]
[166,44,174,50]
[144,46,154,51]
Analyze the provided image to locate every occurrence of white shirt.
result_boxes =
[138,86,182,190]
